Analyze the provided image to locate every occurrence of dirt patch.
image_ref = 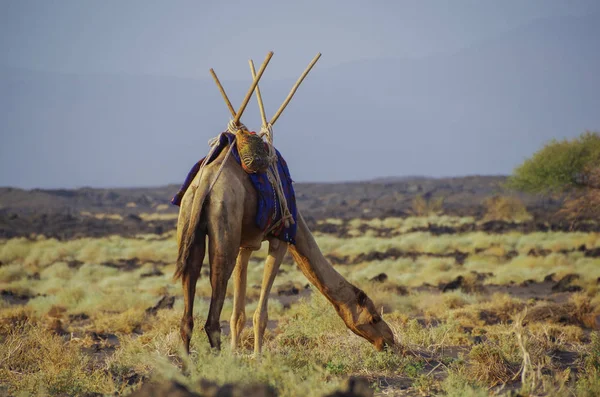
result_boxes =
[478,310,512,326]
[551,274,582,293]
[0,289,48,305]
[440,276,464,293]
[130,379,280,397]
[46,318,69,336]
[0,210,177,240]
[1,289,34,305]
[523,303,582,326]
[386,284,409,296]
[585,247,600,257]
[484,279,559,302]
[146,295,175,315]
[276,281,301,296]
[276,286,312,309]
[405,220,600,236]
[102,258,142,271]
[69,313,90,321]
[72,331,122,371]
[140,268,164,278]
[129,377,379,397]
[85,331,121,347]
[67,259,84,269]
[112,369,148,390]
[415,274,591,317]
[369,273,388,283]
[129,380,200,397]
[550,350,579,370]
[438,272,493,293]
[101,258,168,272]
[527,248,552,257]
[324,376,374,397]
[415,317,442,328]
[333,248,470,266]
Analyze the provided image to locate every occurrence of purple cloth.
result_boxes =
[171,132,297,244]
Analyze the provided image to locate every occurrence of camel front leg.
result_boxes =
[253,239,287,355]
[230,247,252,351]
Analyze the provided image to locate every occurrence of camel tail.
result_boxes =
[173,186,208,281]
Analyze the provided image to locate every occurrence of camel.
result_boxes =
[173,51,395,355]
[174,143,395,354]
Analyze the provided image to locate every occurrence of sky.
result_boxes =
[1,0,599,188]
[2,0,598,79]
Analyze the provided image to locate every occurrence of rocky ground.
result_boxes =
[0,176,572,240]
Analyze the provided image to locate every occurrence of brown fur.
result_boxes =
[175,144,395,354]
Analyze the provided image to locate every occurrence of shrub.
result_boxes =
[409,195,445,217]
[482,195,531,222]
[507,131,600,193]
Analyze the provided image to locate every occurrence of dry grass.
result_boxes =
[0,235,178,269]
[0,321,115,395]
[139,212,179,221]
[468,341,520,386]
[80,211,124,221]
[1,215,600,396]
[79,210,179,221]
[344,215,476,234]
[314,230,600,262]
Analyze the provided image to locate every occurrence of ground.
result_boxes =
[1,180,599,396]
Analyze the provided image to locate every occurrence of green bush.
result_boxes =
[507,131,600,193]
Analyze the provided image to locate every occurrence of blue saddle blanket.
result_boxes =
[171,132,297,244]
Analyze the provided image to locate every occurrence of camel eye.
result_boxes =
[356,289,368,306]
[370,316,381,325]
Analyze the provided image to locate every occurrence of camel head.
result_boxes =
[340,286,395,351]
[287,231,396,352]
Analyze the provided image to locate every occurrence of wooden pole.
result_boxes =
[249,59,268,128]
[270,52,321,126]
[209,68,236,117]
[233,51,274,125]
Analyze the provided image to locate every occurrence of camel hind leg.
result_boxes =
[180,241,205,355]
[205,203,241,350]
[253,239,287,355]
[230,247,252,351]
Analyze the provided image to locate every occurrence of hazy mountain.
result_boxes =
[1,13,599,188]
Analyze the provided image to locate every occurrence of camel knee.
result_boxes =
[253,308,269,346]
[230,309,246,349]
[253,308,269,355]
[234,310,246,332]
[180,316,194,352]
[180,315,193,336]
[231,305,246,323]
[253,308,268,332]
